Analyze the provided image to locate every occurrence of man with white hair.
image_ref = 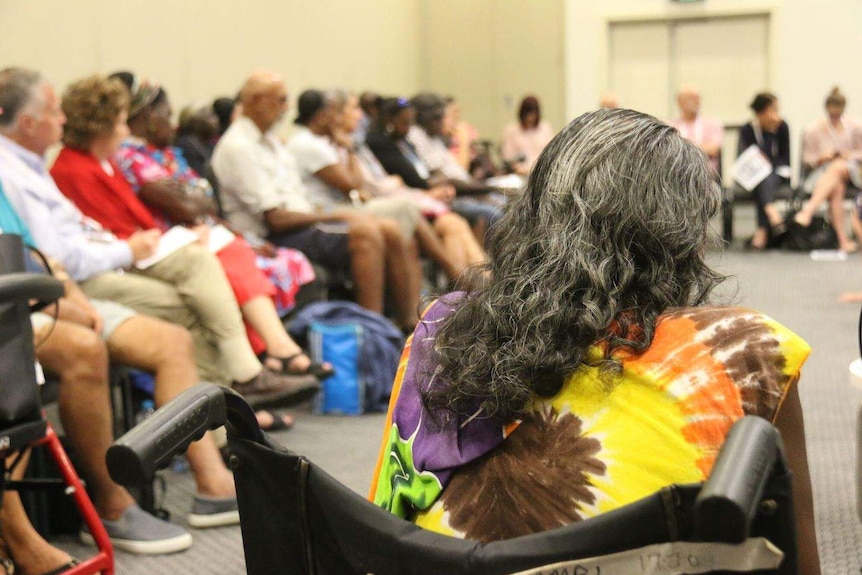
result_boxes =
[669,86,723,175]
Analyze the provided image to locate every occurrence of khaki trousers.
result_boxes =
[81,243,259,384]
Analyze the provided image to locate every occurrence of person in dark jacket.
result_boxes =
[737,92,791,250]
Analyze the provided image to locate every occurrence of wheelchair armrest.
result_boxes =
[106,382,261,486]
[0,273,63,305]
[693,416,783,543]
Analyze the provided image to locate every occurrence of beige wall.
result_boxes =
[564,0,862,177]
[422,0,566,146]
[0,0,424,138]
[1,0,567,145]
[15,0,859,160]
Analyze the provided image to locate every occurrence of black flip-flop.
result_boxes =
[257,410,294,432]
[270,353,335,380]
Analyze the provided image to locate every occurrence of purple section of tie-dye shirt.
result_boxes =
[392,294,506,486]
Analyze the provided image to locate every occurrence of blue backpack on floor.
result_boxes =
[288,302,405,413]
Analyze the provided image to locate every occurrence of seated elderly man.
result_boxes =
[668,86,723,177]
[211,70,421,331]
[0,67,317,402]
[0,190,238,557]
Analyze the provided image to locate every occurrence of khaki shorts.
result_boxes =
[360,197,422,238]
[31,298,137,342]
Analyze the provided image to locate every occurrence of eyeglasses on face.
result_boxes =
[254,92,288,105]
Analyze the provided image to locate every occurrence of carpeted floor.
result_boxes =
[46,215,862,574]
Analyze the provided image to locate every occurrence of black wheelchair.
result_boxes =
[107,381,798,574]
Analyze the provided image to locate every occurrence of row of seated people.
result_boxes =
[129,74,502,331]
[0,66,503,569]
[0,67,340,568]
[179,90,553,189]
[654,85,862,252]
[189,82,862,257]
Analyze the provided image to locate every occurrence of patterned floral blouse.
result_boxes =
[370,296,810,542]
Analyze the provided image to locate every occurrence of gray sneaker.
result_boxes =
[232,368,320,409]
[80,504,193,555]
[187,494,240,528]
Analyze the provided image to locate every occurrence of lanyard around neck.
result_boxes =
[752,120,778,159]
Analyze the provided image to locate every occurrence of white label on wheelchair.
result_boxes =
[507,537,783,575]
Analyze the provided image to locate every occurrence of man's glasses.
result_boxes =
[255,93,288,104]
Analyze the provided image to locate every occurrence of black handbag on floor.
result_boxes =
[783,215,839,251]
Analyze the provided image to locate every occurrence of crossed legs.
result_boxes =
[796,159,856,252]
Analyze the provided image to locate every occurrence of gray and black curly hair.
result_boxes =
[424,108,724,422]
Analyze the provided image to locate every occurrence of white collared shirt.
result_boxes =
[211,117,315,238]
[0,134,133,281]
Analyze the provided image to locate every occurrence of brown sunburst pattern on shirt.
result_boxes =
[439,408,606,542]
[675,306,788,420]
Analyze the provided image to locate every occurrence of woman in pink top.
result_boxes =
[795,87,862,252]
[501,95,554,176]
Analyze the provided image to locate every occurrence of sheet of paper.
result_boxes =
[810,249,848,261]
[486,174,525,190]
[134,226,198,270]
[208,224,236,254]
[732,145,772,191]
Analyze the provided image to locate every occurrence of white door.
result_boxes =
[609,14,769,120]
[672,15,770,126]
[608,14,769,182]
[608,21,671,120]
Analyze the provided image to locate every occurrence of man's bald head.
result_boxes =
[239,70,288,133]
[598,91,619,109]
[677,85,701,119]
[240,70,284,103]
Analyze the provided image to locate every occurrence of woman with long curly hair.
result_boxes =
[371,108,820,574]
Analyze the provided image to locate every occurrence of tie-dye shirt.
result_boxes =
[370,296,809,542]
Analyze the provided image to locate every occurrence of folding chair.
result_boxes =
[108,382,797,574]
[0,271,114,575]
